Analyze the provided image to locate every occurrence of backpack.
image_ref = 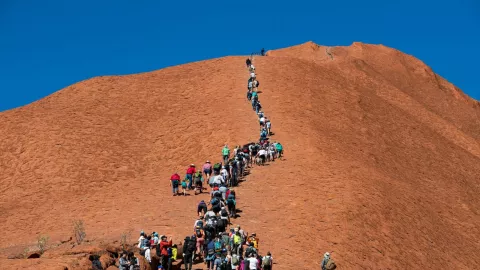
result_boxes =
[195,228,203,238]
[214,241,222,251]
[213,163,221,170]
[196,220,204,228]
[262,256,272,266]
[167,247,172,256]
[211,197,219,205]
[227,198,235,207]
[221,208,228,217]
[326,259,336,270]
[231,255,239,266]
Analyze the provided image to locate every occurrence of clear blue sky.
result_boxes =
[0,1,479,111]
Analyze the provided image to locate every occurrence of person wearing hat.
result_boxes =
[186,164,196,190]
[159,235,173,269]
[203,160,213,180]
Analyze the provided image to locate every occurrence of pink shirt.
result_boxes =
[203,163,212,170]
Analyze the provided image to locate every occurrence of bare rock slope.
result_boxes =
[1,41,479,269]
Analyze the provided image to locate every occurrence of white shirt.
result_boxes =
[260,117,265,123]
[248,257,258,269]
[213,175,224,185]
[248,81,253,88]
[220,169,229,179]
[145,248,151,263]
[250,64,255,70]
[250,72,255,78]
[258,149,267,156]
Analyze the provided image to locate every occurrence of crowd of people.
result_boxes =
[112,55,337,270]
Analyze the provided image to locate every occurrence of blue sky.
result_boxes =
[0,0,478,111]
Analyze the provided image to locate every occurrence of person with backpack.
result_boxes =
[321,252,336,270]
[193,170,204,194]
[261,252,273,270]
[182,236,195,270]
[194,216,205,229]
[222,145,230,164]
[226,194,236,218]
[266,119,271,135]
[213,162,222,175]
[206,239,216,269]
[170,172,180,196]
[245,242,257,258]
[194,226,205,258]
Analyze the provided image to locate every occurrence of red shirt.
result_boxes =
[171,173,180,181]
[160,239,172,256]
[186,167,196,175]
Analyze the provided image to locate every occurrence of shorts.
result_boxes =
[198,205,207,214]
[196,237,204,249]
[203,169,212,174]
[172,186,178,194]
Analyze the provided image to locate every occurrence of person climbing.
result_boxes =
[246,58,251,68]
[266,119,272,135]
[250,71,256,81]
[222,144,230,164]
[213,162,222,176]
[247,89,253,101]
[159,236,173,269]
[257,147,267,165]
[194,215,205,229]
[194,226,205,259]
[186,164,196,190]
[220,166,229,184]
[197,200,208,218]
[321,252,336,270]
[205,239,216,269]
[246,253,259,270]
[260,128,268,140]
[170,172,181,196]
[255,101,262,114]
[203,160,213,180]
[182,236,196,270]
[274,142,283,158]
[262,252,273,270]
[181,177,188,196]
[226,193,236,218]
[245,242,257,258]
[251,90,258,100]
[247,233,259,250]
[194,170,204,194]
